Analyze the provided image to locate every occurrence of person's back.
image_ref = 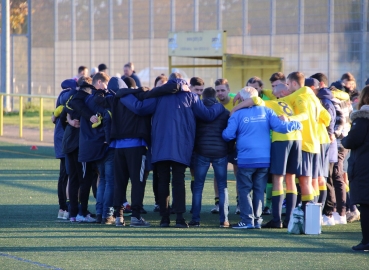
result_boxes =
[194,96,231,159]
[152,89,223,165]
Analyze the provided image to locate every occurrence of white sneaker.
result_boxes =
[322,214,335,226]
[63,211,70,220]
[76,214,96,223]
[210,205,219,214]
[57,210,65,219]
[347,210,360,223]
[333,212,347,225]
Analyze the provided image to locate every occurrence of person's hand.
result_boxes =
[279,115,289,121]
[181,85,190,92]
[232,92,241,105]
[51,115,56,124]
[90,115,98,123]
[329,133,336,143]
[69,119,80,128]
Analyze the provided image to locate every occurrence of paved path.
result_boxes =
[0,125,54,147]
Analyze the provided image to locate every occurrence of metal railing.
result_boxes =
[0,93,57,141]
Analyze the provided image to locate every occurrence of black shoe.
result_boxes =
[95,214,102,224]
[261,220,282,229]
[160,217,170,227]
[352,242,369,251]
[175,218,189,228]
[140,207,147,214]
[282,220,289,228]
[188,220,200,227]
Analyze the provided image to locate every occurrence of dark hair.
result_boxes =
[77,76,92,86]
[310,73,328,86]
[98,63,108,72]
[190,77,204,87]
[358,86,369,110]
[78,66,87,74]
[123,77,136,88]
[202,87,216,99]
[215,78,229,89]
[269,72,285,83]
[168,72,182,80]
[92,72,110,85]
[341,72,356,82]
[247,76,263,87]
[154,74,168,87]
[287,71,305,88]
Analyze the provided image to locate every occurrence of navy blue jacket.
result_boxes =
[54,89,71,158]
[62,89,81,154]
[194,98,234,158]
[68,89,108,163]
[120,91,225,166]
[317,88,338,163]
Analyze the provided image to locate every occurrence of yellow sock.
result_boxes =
[302,194,314,201]
[286,190,298,195]
[272,190,284,196]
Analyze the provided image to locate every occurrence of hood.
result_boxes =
[61,79,77,90]
[317,87,332,100]
[168,78,188,86]
[107,77,128,93]
[350,105,369,122]
[202,97,218,107]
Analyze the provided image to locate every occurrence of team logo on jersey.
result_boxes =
[243,117,249,123]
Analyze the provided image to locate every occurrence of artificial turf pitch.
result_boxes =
[0,141,368,270]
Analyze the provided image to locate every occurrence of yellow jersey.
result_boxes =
[282,87,331,153]
[252,96,302,142]
[221,96,235,111]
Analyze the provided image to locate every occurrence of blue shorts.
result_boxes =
[299,151,319,179]
[227,150,237,165]
[270,140,302,176]
[319,143,330,178]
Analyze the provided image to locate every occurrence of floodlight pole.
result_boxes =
[1,0,11,111]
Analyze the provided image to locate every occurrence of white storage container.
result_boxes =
[305,202,322,235]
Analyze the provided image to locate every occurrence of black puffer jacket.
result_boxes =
[341,106,369,205]
[194,98,234,158]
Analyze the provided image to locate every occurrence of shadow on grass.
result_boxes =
[0,180,59,195]
[0,244,358,254]
[0,145,55,159]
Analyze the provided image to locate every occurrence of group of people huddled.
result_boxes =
[52,62,369,251]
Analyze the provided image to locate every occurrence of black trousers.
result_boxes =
[360,204,369,244]
[152,164,159,205]
[156,160,187,217]
[67,149,94,217]
[113,147,147,218]
[332,145,348,216]
[323,162,335,216]
[57,158,68,211]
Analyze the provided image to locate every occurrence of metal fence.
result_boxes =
[1,0,369,106]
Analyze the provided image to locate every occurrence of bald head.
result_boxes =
[273,83,290,98]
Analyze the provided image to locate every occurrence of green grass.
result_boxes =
[0,141,368,270]
[2,111,55,130]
